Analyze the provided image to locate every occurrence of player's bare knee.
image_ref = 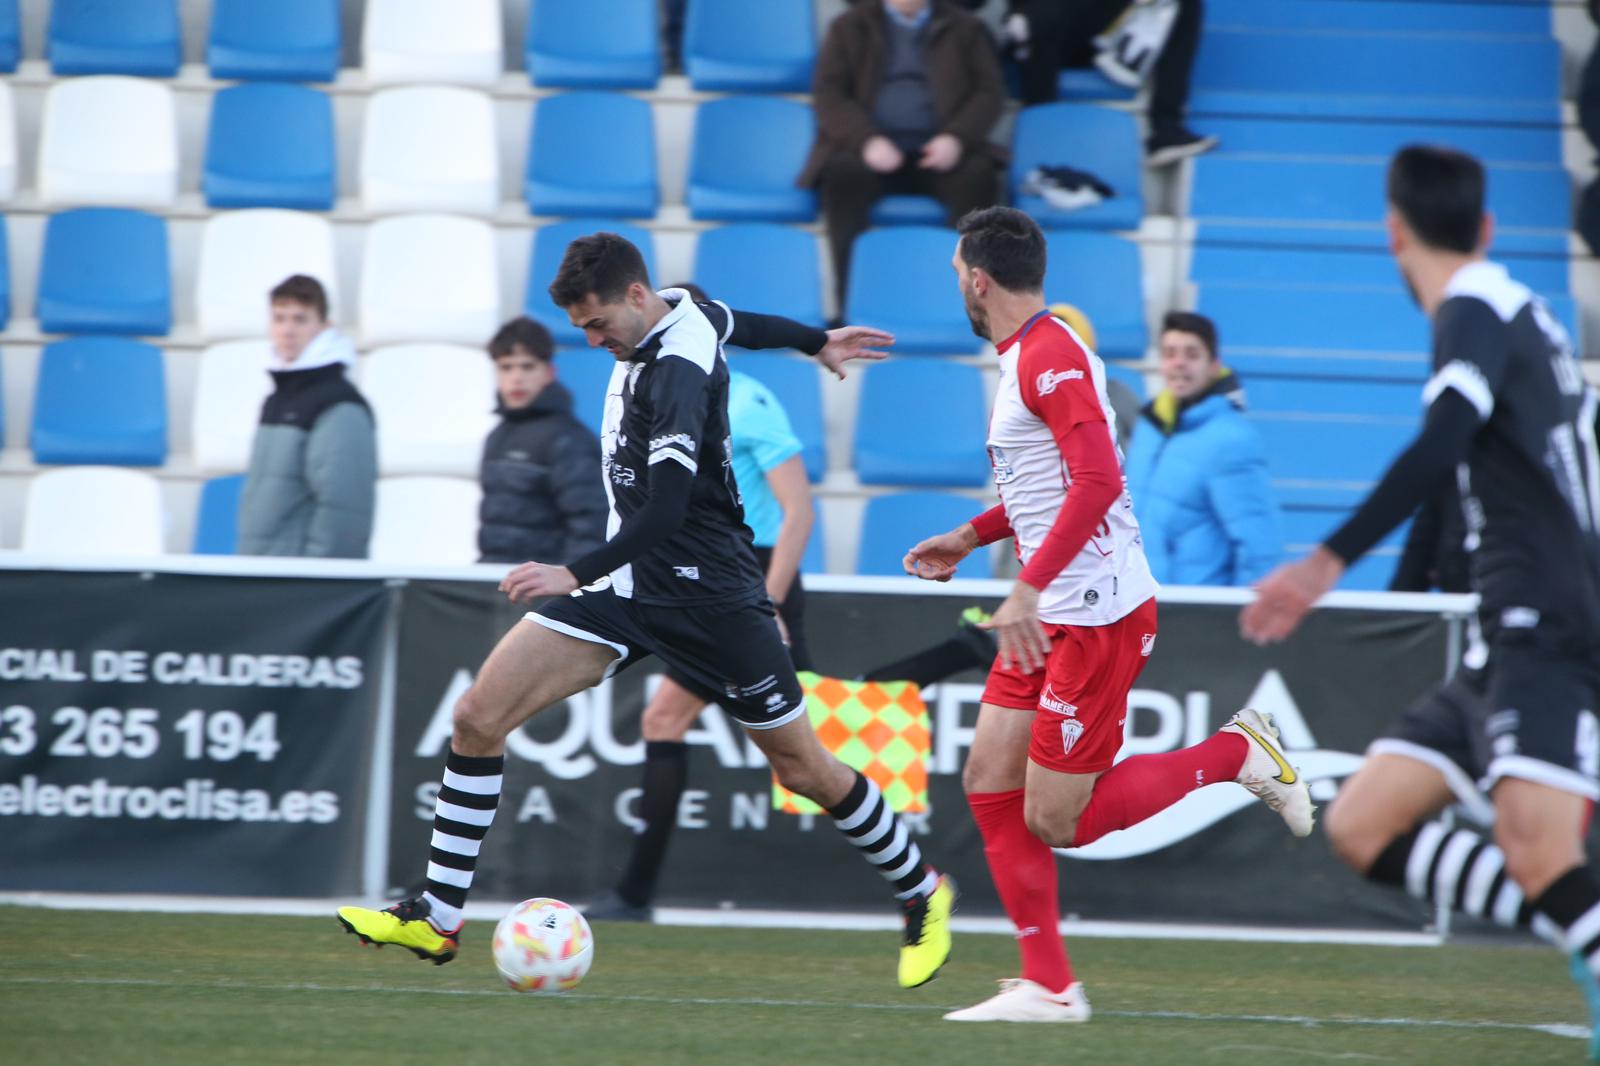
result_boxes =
[450,687,505,755]
[1322,794,1384,873]
[1024,804,1078,849]
[641,699,693,743]
[1495,822,1577,897]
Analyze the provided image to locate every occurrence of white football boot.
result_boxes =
[1222,708,1314,837]
[943,979,1091,1023]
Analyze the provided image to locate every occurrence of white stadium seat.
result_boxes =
[195,210,340,340]
[0,82,16,202]
[191,340,274,473]
[22,467,165,556]
[359,214,500,346]
[361,344,496,476]
[361,87,499,216]
[38,76,178,208]
[363,0,503,86]
[369,476,482,565]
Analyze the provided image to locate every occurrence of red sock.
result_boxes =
[968,789,1073,993]
[1071,733,1248,847]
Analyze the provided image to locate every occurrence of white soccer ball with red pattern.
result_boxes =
[492,897,594,993]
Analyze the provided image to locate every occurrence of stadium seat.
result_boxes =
[48,0,179,76]
[1244,376,1420,419]
[193,474,247,555]
[369,476,483,565]
[1011,104,1142,230]
[0,215,9,332]
[363,0,503,85]
[37,208,170,336]
[845,227,980,356]
[1189,244,1571,300]
[1279,504,1403,591]
[196,210,339,340]
[361,87,499,216]
[0,82,14,202]
[1192,220,1570,261]
[728,352,825,482]
[871,196,946,227]
[362,344,497,476]
[525,0,660,89]
[1056,68,1135,102]
[191,340,274,473]
[694,224,824,329]
[858,492,984,576]
[687,96,817,222]
[360,215,500,346]
[1249,413,1417,490]
[208,0,341,82]
[1042,231,1148,361]
[684,0,815,92]
[526,220,657,346]
[203,83,336,211]
[553,349,614,437]
[31,337,167,466]
[1193,116,1561,168]
[855,361,989,488]
[1209,0,1551,34]
[526,93,658,218]
[22,467,165,556]
[1197,283,1431,381]
[38,77,178,208]
[0,0,17,72]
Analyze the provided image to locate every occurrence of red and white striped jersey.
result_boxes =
[988,312,1157,625]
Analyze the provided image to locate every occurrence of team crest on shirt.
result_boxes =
[988,444,1018,485]
[1035,368,1084,396]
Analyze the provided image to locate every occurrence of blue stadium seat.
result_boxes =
[1244,376,1420,419]
[31,337,167,466]
[526,0,660,88]
[193,474,247,554]
[685,0,815,92]
[0,0,18,72]
[687,96,816,222]
[208,0,340,82]
[1189,244,1571,300]
[1279,504,1403,591]
[858,493,983,576]
[727,352,825,482]
[1043,231,1147,360]
[845,227,980,356]
[526,93,658,218]
[855,361,989,487]
[1193,221,1571,261]
[1209,0,1552,34]
[49,0,180,76]
[1195,117,1561,168]
[1011,104,1143,230]
[203,84,336,210]
[527,220,657,347]
[552,350,615,438]
[871,196,946,226]
[1192,156,1570,232]
[37,208,170,336]
[1249,413,1416,489]
[1056,68,1135,102]
[694,224,823,330]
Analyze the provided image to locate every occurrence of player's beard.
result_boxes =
[1397,261,1422,310]
[964,293,990,341]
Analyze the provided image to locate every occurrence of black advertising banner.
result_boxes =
[0,571,389,896]
[389,583,1452,930]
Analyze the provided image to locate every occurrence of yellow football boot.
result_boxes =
[337,897,460,965]
[899,873,957,988]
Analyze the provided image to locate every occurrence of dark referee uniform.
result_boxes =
[532,290,828,730]
[1329,261,1600,803]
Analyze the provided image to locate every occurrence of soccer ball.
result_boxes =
[492,897,594,994]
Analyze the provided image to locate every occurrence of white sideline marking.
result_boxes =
[0,975,1584,1041]
[0,893,1440,947]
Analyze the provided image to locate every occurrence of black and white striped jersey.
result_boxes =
[592,290,766,607]
[1428,261,1600,646]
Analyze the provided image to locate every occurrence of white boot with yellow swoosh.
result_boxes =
[1222,708,1315,837]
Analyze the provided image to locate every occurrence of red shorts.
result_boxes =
[980,597,1158,774]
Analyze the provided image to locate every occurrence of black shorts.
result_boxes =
[666,545,813,703]
[530,584,807,730]
[1371,670,1496,820]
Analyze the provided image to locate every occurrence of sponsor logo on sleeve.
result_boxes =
[672,566,700,580]
[1035,368,1085,396]
[650,433,697,454]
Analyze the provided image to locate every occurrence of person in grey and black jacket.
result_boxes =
[477,317,608,565]
[237,274,377,558]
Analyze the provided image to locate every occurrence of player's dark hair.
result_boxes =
[1387,145,1486,254]
[549,232,652,308]
[269,274,328,321]
[956,206,1046,293]
[487,316,554,362]
[1161,311,1219,360]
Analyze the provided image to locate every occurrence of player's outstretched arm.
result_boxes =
[717,306,893,380]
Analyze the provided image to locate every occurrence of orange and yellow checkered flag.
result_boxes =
[773,671,930,814]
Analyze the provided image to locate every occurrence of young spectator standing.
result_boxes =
[802,0,1006,313]
[1124,311,1281,586]
[237,275,376,559]
[478,317,608,565]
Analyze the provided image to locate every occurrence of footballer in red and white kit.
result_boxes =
[907,208,1313,1025]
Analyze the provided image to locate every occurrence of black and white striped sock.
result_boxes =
[828,772,937,900]
[1369,822,1536,930]
[1533,866,1600,975]
[420,749,504,931]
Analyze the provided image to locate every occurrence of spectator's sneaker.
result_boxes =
[1222,708,1315,837]
[583,890,653,923]
[945,979,1092,1022]
[1146,126,1219,168]
[899,873,957,988]
[1568,953,1600,1061]
[337,897,460,964]
[955,606,999,665]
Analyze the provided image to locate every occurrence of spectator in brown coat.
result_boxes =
[800,0,1006,314]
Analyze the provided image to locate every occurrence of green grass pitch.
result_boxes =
[2,906,1591,1065]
